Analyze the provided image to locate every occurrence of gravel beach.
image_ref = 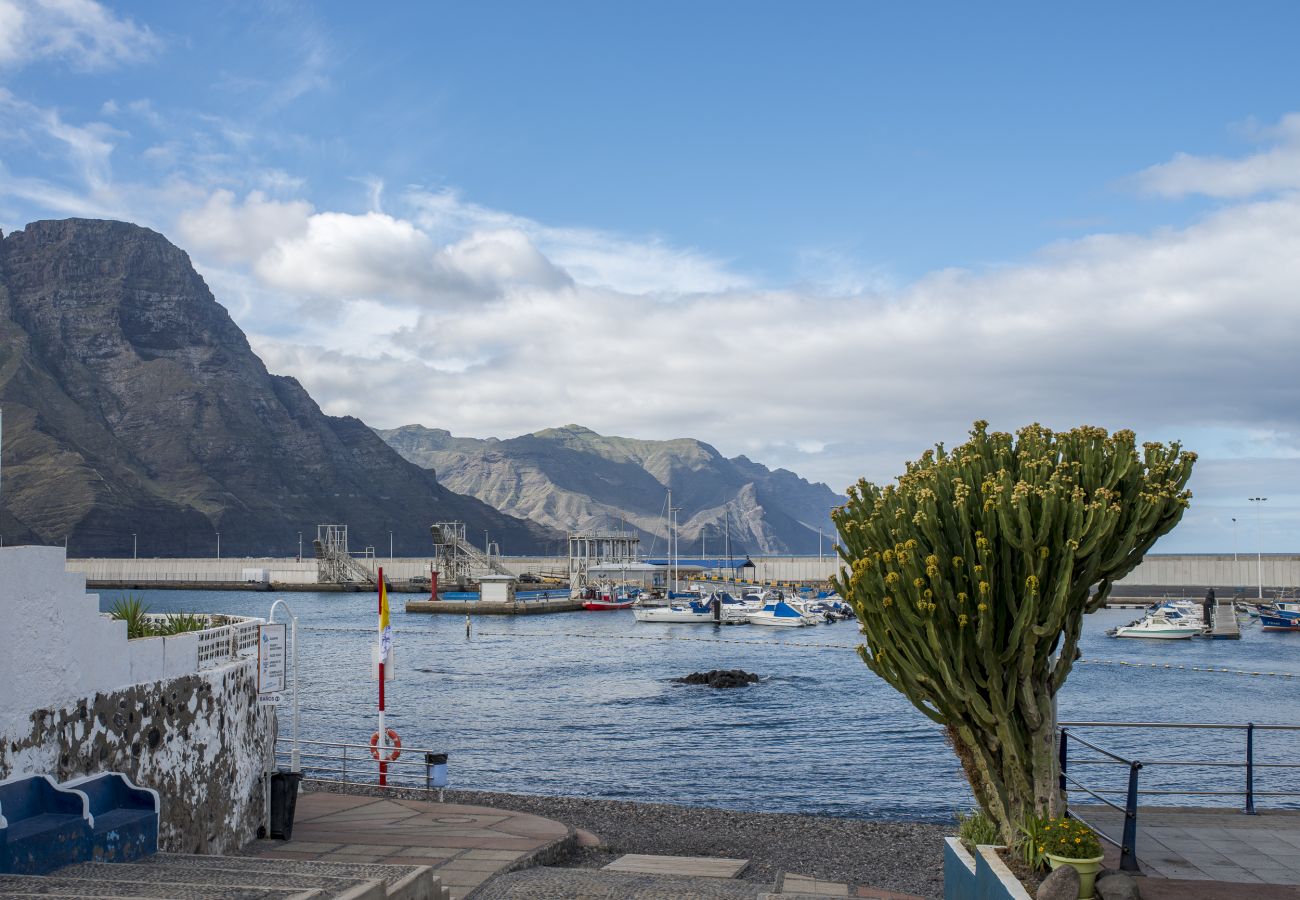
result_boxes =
[309,782,947,898]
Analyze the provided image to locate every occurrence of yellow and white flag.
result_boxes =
[378,577,393,662]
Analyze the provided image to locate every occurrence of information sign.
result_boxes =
[258,623,287,700]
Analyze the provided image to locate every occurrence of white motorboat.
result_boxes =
[747,597,811,627]
[633,592,749,624]
[1109,611,1202,639]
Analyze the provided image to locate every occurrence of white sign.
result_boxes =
[258,623,287,698]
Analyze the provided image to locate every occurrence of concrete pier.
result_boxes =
[405,597,584,615]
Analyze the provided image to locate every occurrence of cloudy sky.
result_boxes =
[1,1,1297,553]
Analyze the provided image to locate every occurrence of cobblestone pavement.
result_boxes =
[473,866,767,898]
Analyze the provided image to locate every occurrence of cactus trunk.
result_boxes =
[833,422,1194,843]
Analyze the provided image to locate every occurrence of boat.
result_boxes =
[1260,612,1300,632]
[1108,611,1202,639]
[747,596,811,627]
[582,583,636,611]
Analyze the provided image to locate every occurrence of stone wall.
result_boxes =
[0,661,274,854]
[0,545,276,853]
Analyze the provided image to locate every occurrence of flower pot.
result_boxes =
[1046,853,1105,900]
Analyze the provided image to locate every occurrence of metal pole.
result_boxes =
[133,533,137,559]
[1250,497,1267,600]
[377,566,387,787]
[269,599,300,773]
[1245,722,1256,815]
[1058,728,1069,796]
[1120,761,1142,873]
[216,532,221,560]
[298,532,303,560]
[1232,517,1237,563]
[389,531,393,561]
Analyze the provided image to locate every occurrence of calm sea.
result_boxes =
[95,589,1300,822]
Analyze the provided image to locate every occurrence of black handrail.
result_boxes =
[1057,720,1300,875]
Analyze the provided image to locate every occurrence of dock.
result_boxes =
[405,597,584,615]
[1211,597,1241,639]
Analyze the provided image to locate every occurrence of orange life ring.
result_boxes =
[369,728,402,762]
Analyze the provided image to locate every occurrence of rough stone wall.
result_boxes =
[0,658,275,854]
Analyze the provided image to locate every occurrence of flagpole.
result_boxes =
[377,566,387,787]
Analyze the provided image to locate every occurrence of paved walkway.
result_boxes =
[248,790,571,897]
[1081,805,1300,885]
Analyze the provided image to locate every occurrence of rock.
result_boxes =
[674,669,760,688]
[1036,863,1080,900]
[1096,871,1141,900]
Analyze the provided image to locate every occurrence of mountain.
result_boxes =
[377,423,846,554]
[0,219,558,557]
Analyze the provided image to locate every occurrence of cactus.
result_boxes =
[832,422,1195,842]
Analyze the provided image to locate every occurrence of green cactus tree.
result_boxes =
[832,422,1195,842]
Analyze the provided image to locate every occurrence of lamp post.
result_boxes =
[1231,517,1238,562]
[298,531,303,560]
[132,532,137,560]
[389,531,394,560]
[216,531,221,560]
[1249,497,1267,600]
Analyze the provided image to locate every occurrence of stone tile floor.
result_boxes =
[1081,805,1300,885]
[248,790,569,897]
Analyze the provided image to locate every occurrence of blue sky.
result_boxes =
[1,1,1299,552]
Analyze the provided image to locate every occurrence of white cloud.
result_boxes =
[1136,113,1300,198]
[0,0,159,71]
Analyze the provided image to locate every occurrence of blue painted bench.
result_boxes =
[63,773,160,864]
[0,774,91,875]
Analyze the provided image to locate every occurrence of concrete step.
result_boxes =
[53,862,388,899]
[66,854,439,900]
[0,872,326,898]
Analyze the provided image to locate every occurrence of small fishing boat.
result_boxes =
[1108,611,1201,639]
[1260,613,1300,632]
[582,584,636,611]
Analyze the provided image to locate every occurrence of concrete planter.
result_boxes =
[944,837,1033,900]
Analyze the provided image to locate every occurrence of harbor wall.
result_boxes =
[0,546,275,854]
[60,551,1300,590]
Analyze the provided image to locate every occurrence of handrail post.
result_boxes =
[1121,760,1142,873]
[1245,722,1256,815]
[1058,727,1069,798]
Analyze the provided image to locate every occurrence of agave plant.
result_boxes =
[108,594,154,639]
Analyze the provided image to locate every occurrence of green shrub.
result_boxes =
[956,809,1000,851]
[156,611,207,635]
[1038,816,1102,860]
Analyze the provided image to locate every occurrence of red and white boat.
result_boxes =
[580,584,636,611]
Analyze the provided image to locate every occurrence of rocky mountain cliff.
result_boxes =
[0,219,557,557]
[377,424,845,554]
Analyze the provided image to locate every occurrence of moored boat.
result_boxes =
[1108,611,1202,639]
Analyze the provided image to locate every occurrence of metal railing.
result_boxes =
[1057,721,1300,873]
[274,737,449,794]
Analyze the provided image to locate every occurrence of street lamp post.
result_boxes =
[298,531,303,560]
[389,531,394,560]
[132,533,137,560]
[216,532,221,560]
[1249,497,1267,600]
[1231,517,1238,562]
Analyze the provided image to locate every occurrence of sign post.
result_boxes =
[267,599,300,772]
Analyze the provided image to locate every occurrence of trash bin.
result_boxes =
[269,771,303,840]
[425,752,449,789]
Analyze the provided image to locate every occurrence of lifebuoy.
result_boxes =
[369,728,402,762]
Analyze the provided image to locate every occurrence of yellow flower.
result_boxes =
[1074,837,1082,844]
[977,603,988,613]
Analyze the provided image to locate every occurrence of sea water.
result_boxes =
[96,589,1300,822]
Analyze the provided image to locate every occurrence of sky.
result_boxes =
[0,0,1298,553]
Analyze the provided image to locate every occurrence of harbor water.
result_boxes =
[96,589,1300,822]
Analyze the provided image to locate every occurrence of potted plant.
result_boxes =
[1039,816,1104,899]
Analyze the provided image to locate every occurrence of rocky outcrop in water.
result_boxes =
[674,669,760,688]
[0,219,559,556]
[377,423,846,554]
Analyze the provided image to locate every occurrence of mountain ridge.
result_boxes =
[376,423,845,554]
[0,218,558,557]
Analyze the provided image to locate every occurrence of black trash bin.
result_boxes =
[269,771,303,840]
